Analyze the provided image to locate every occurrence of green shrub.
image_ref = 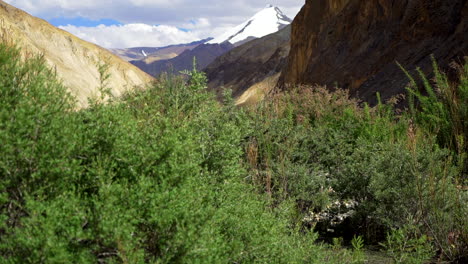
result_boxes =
[381,224,434,264]
[402,57,468,176]
[0,43,327,263]
[243,80,466,262]
[351,235,365,264]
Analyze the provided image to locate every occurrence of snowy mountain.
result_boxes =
[208,4,291,46]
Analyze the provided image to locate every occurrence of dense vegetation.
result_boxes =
[0,42,466,263]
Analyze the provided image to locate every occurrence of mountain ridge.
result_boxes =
[132,42,233,77]
[110,38,212,62]
[130,5,291,78]
[0,0,153,108]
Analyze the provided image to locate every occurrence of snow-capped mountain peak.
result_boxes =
[208,5,291,46]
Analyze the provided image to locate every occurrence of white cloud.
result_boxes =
[59,21,233,48]
[60,24,195,48]
[5,0,304,48]
[5,0,304,24]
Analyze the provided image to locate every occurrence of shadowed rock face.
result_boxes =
[280,0,468,105]
[205,25,291,99]
[0,1,153,108]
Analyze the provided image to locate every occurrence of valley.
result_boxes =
[1,1,467,263]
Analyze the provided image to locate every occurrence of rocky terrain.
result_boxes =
[0,0,153,108]
[279,0,468,105]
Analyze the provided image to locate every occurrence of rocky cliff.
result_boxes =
[280,0,468,105]
[0,1,153,108]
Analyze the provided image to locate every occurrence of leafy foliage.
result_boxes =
[402,57,468,175]
[243,77,467,262]
[381,224,434,264]
[0,45,328,263]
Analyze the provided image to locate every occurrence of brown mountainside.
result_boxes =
[280,0,468,105]
[205,25,291,104]
[0,1,153,107]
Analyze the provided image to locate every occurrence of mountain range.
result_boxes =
[110,38,212,62]
[131,42,233,77]
[206,0,467,106]
[123,5,292,78]
[3,0,466,108]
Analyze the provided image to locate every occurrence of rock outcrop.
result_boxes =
[205,25,291,103]
[0,1,153,108]
[280,0,468,105]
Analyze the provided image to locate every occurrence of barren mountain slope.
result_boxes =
[0,1,153,107]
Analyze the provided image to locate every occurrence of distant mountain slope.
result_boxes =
[205,25,291,103]
[208,4,291,46]
[279,0,468,105]
[0,0,153,107]
[110,38,212,62]
[131,43,233,77]
[130,5,291,79]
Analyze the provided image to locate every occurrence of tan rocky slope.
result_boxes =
[280,0,468,105]
[0,1,153,107]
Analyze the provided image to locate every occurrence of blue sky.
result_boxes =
[4,0,304,48]
[48,17,122,27]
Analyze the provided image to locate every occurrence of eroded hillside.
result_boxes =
[0,0,153,107]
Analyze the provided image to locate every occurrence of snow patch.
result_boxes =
[208,5,291,45]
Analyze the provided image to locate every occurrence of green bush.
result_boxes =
[402,57,468,175]
[0,44,327,263]
[243,80,466,262]
[381,224,434,264]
